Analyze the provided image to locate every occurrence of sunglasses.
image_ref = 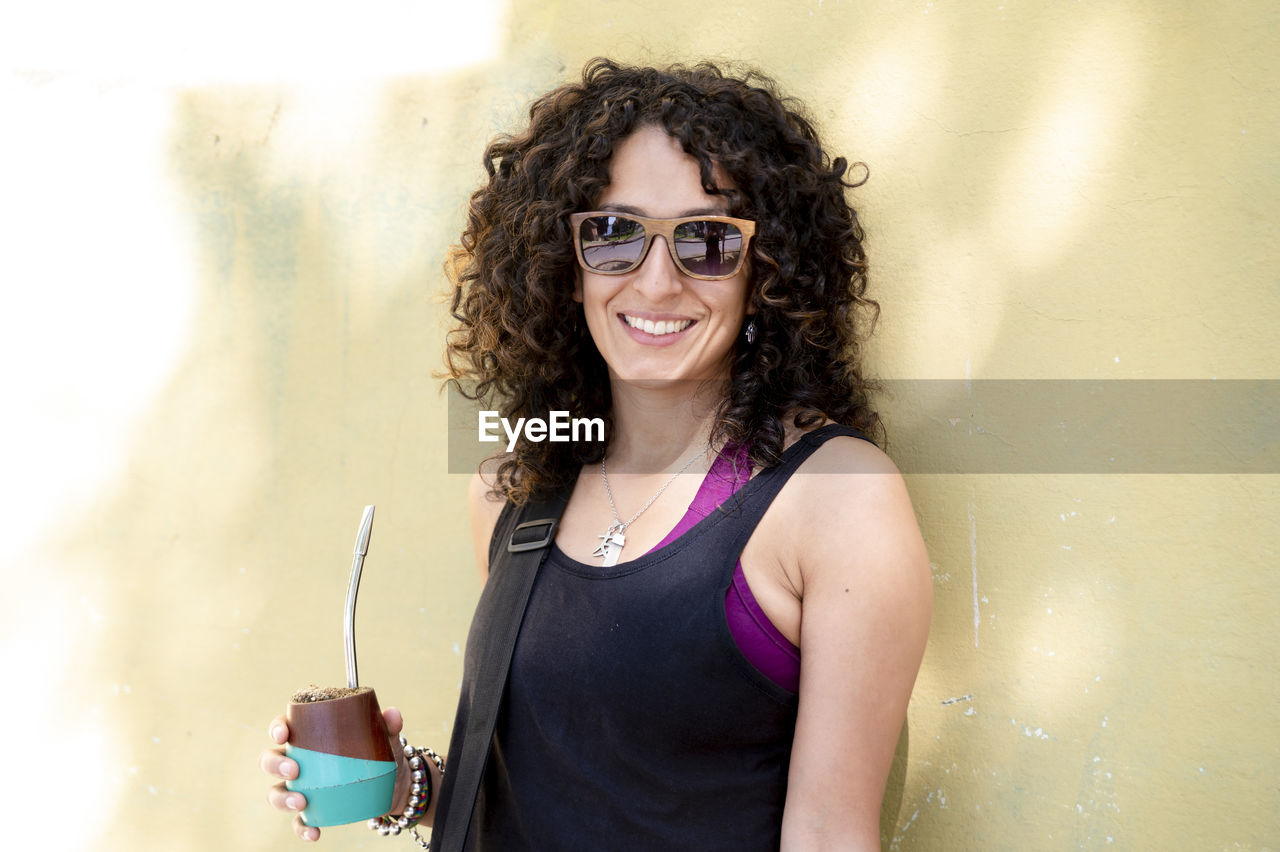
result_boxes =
[570,212,756,280]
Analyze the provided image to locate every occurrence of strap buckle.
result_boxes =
[507,518,559,553]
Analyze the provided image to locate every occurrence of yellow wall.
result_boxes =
[3,1,1276,849]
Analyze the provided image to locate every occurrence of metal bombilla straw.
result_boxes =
[345,505,376,689]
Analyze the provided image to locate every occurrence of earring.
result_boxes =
[743,318,757,345]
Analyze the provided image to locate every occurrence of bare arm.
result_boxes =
[467,468,507,583]
[778,439,932,850]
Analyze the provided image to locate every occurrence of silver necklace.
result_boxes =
[593,445,708,566]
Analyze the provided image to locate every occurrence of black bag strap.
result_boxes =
[429,486,571,852]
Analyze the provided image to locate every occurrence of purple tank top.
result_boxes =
[648,446,801,692]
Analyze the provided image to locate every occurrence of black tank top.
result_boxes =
[464,425,869,851]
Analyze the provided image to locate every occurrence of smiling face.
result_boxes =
[573,125,752,386]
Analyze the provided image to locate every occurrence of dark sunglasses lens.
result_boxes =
[578,215,645,272]
[673,220,745,277]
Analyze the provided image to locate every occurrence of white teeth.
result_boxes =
[624,315,693,336]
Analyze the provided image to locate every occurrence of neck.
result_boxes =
[605,378,727,473]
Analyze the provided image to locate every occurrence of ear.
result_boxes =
[572,268,583,303]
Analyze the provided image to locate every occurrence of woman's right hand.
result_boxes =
[261,714,320,842]
[261,707,411,842]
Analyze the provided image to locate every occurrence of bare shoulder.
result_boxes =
[785,433,924,579]
[467,458,510,581]
[777,425,904,510]
[777,419,894,470]
[768,417,908,528]
[765,428,928,612]
[802,429,899,475]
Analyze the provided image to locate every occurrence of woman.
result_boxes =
[263,58,931,850]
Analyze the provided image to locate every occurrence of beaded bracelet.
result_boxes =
[368,737,445,848]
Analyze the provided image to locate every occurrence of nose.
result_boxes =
[630,235,684,301]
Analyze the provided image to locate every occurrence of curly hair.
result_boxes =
[445,57,881,504]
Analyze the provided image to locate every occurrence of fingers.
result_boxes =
[382,706,412,814]
[259,748,299,782]
[293,813,320,842]
[266,781,308,814]
[267,714,290,745]
[383,706,404,737]
[266,713,316,840]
